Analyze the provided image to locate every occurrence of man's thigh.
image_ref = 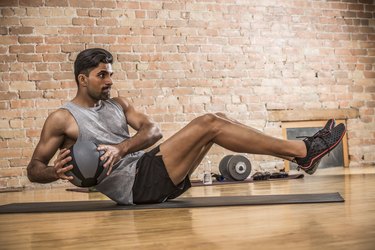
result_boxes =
[158,115,217,184]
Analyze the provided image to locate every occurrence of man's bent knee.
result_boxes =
[194,113,227,134]
[214,112,227,119]
[200,112,230,123]
[196,113,225,125]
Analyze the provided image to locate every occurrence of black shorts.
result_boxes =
[132,145,191,204]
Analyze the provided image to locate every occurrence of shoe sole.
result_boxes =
[301,124,346,174]
[303,159,321,175]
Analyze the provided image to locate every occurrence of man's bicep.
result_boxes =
[125,105,154,131]
[31,114,66,165]
[114,97,154,131]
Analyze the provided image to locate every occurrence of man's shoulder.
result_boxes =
[111,97,127,104]
[46,108,73,125]
[110,97,130,110]
[52,107,72,117]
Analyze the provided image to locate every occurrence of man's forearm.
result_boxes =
[120,123,162,156]
[27,160,59,183]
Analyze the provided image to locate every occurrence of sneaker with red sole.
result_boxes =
[294,121,346,175]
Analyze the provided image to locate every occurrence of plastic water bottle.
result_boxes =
[203,160,213,185]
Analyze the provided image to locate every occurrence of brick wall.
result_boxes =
[0,0,374,189]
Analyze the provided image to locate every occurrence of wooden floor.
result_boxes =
[1,167,375,250]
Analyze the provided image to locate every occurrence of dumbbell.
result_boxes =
[219,155,251,181]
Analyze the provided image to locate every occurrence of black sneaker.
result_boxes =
[293,118,335,173]
[294,123,346,175]
[323,118,336,131]
[292,119,334,173]
[307,119,336,138]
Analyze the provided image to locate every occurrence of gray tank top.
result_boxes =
[61,99,144,205]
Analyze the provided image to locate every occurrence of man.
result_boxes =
[27,48,346,205]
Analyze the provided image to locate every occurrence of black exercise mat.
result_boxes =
[0,193,344,214]
[192,173,305,187]
[65,174,305,193]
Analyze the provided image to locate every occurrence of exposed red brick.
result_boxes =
[0,0,18,6]
[18,36,43,44]
[9,45,34,53]
[19,0,43,6]
[45,0,68,7]
[18,54,43,62]
[1,0,375,189]
[9,27,34,35]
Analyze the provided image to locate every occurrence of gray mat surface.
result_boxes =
[0,193,344,214]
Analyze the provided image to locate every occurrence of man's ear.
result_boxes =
[78,74,88,87]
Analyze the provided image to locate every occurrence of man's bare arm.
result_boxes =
[94,98,162,175]
[112,97,162,156]
[27,110,73,183]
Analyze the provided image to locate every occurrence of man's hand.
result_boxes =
[97,144,122,175]
[53,148,74,181]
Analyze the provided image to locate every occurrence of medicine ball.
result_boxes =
[65,140,107,187]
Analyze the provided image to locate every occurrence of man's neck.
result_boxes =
[71,96,102,108]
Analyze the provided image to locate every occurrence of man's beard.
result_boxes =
[88,89,111,101]
[100,91,111,100]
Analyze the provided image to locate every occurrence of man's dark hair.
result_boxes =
[74,48,113,85]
